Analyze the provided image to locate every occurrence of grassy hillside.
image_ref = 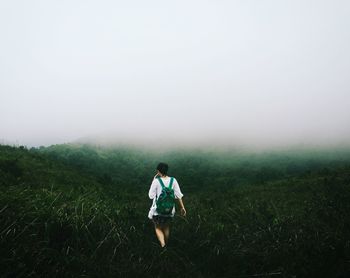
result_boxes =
[1,144,350,277]
[0,145,101,188]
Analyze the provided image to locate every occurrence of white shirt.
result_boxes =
[148,176,184,219]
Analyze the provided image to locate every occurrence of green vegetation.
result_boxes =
[1,144,350,277]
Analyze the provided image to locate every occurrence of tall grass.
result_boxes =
[1,175,349,277]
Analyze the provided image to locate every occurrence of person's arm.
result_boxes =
[177,198,186,216]
[148,179,157,199]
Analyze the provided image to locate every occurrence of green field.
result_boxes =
[1,144,350,277]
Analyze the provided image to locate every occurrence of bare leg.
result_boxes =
[154,225,166,247]
[163,224,170,245]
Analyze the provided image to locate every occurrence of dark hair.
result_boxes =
[157,162,169,175]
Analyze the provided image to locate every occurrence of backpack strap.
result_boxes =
[169,177,174,189]
[157,177,166,189]
[157,177,174,189]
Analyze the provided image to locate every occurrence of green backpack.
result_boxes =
[156,177,175,216]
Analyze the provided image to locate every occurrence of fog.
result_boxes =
[1,0,349,149]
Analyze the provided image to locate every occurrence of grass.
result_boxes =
[1,174,350,277]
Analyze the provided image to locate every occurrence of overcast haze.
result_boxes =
[1,0,349,148]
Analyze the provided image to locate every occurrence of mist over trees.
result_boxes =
[36,143,350,190]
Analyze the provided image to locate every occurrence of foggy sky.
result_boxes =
[1,0,350,148]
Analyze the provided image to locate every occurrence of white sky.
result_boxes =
[0,0,349,147]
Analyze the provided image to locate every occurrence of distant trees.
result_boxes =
[1,143,350,190]
[46,144,350,190]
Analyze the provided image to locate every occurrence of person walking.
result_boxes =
[148,162,186,248]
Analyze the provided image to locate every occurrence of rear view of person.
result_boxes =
[148,162,186,248]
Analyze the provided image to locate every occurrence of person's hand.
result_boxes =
[180,207,187,217]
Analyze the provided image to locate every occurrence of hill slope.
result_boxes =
[1,144,350,277]
[0,145,101,188]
